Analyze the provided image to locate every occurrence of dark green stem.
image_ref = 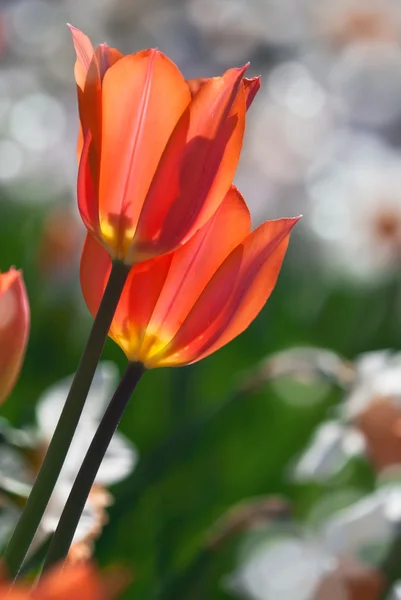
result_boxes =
[42,361,145,572]
[3,260,130,578]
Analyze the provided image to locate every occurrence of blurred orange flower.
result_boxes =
[70,26,260,264]
[0,563,126,599]
[0,269,29,404]
[80,186,299,368]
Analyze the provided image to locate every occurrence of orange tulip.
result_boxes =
[70,26,260,264]
[0,269,29,403]
[81,186,299,368]
[0,563,126,599]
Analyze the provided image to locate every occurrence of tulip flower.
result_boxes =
[81,186,299,368]
[0,563,126,600]
[0,269,29,404]
[70,26,260,264]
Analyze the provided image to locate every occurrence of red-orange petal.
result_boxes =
[98,51,191,259]
[80,234,173,359]
[69,25,96,93]
[36,563,127,600]
[0,563,127,599]
[133,66,248,260]
[243,76,261,109]
[0,269,29,403]
[77,132,100,238]
[144,185,251,348]
[70,26,122,160]
[154,217,300,366]
[186,77,210,97]
[187,75,260,109]
[80,233,111,318]
[95,44,123,81]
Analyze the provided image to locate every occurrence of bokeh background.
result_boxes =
[2,0,401,598]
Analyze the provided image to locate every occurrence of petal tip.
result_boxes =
[287,215,302,229]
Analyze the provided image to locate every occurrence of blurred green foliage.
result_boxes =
[1,196,400,598]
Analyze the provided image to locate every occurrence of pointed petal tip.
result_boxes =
[287,215,302,228]
[0,267,21,284]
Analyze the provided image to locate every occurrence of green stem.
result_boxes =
[42,361,145,572]
[3,260,130,578]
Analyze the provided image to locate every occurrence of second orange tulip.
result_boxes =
[81,186,299,368]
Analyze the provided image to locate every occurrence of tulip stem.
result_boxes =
[3,260,130,579]
[41,361,145,572]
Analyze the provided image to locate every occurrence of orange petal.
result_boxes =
[95,44,123,80]
[154,217,300,366]
[195,216,300,362]
[80,233,112,318]
[112,253,173,359]
[98,51,191,259]
[133,66,248,259]
[186,77,210,97]
[243,76,261,109]
[144,186,251,350]
[0,269,29,403]
[187,75,260,109]
[77,132,100,239]
[70,26,122,159]
[69,25,96,93]
[36,563,127,600]
[80,233,172,360]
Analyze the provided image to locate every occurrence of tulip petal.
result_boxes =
[80,233,111,318]
[0,269,29,403]
[70,26,122,159]
[187,75,260,109]
[144,186,251,350]
[39,564,105,600]
[133,66,248,259]
[111,253,173,359]
[69,25,96,93]
[98,51,191,258]
[80,234,173,359]
[243,76,261,109]
[95,44,123,80]
[77,132,100,238]
[186,77,210,97]
[154,217,300,366]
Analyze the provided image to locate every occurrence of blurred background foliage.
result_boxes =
[2,0,401,598]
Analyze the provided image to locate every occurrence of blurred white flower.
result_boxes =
[228,533,331,600]
[389,582,401,599]
[307,133,401,284]
[294,420,365,482]
[307,0,401,49]
[228,486,394,600]
[0,363,138,559]
[345,351,401,419]
[31,362,138,557]
[293,350,401,480]
[321,485,401,556]
[341,351,401,471]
